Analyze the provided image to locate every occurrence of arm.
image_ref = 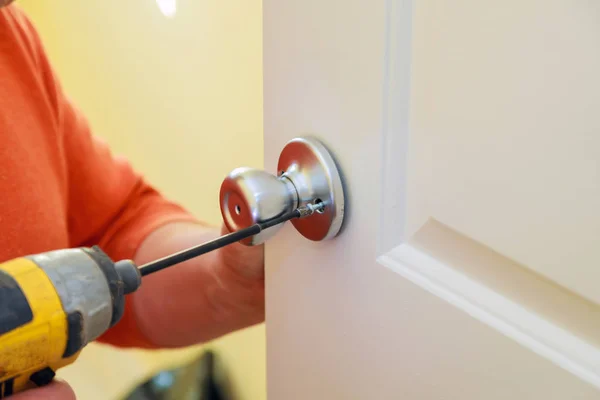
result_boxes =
[54,53,265,351]
[13,5,264,350]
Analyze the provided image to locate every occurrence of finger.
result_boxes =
[219,224,264,280]
[10,380,76,400]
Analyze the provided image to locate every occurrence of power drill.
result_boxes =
[0,205,315,397]
[0,246,140,396]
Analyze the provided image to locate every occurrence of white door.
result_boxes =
[262,1,600,398]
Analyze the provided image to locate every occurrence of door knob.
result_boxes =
[219,136,345,245]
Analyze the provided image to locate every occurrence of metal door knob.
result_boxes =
[219,136,345,245]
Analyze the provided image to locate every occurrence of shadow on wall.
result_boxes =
[18,1,265,400]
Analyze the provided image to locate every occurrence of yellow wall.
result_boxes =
[18,1,265,399]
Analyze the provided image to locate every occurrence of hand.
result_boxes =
[217,223,265,289]
[209,224,265,318]
[107,221,265,348]
[10,380,75,400]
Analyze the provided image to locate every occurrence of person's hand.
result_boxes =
[212,223,266,317]
[9,380,75,400]
[218,223,265,283]
[113,221,265,349]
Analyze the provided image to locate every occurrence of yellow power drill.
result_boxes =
[0,246,141,397]
[0,206,311,397]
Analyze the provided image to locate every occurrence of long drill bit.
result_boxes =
[139,202,323,277]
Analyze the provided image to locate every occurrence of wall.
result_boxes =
[17,1,265,399]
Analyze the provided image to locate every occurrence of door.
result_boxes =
[263,1,600,398]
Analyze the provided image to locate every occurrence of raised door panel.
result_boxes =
[407,0,600,305]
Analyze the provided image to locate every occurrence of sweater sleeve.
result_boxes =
[62,97,202,348]
[64,100,198,348]
[11,6,199,347]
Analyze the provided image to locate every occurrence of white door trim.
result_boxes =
[378,242,600,390]
[377,0,413,255]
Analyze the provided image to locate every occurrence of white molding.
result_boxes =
[378,243,600,390]
[377,0,413,254]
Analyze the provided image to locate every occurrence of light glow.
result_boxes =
[156,0,176,18]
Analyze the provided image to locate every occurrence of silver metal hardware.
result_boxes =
[219,136,345,245]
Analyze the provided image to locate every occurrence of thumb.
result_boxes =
[10,380,76,400]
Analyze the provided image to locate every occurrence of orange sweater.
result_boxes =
[0,6,196,347]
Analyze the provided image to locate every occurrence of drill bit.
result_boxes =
[139,202,324,277]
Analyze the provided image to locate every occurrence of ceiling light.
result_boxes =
[156,0,176,18]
